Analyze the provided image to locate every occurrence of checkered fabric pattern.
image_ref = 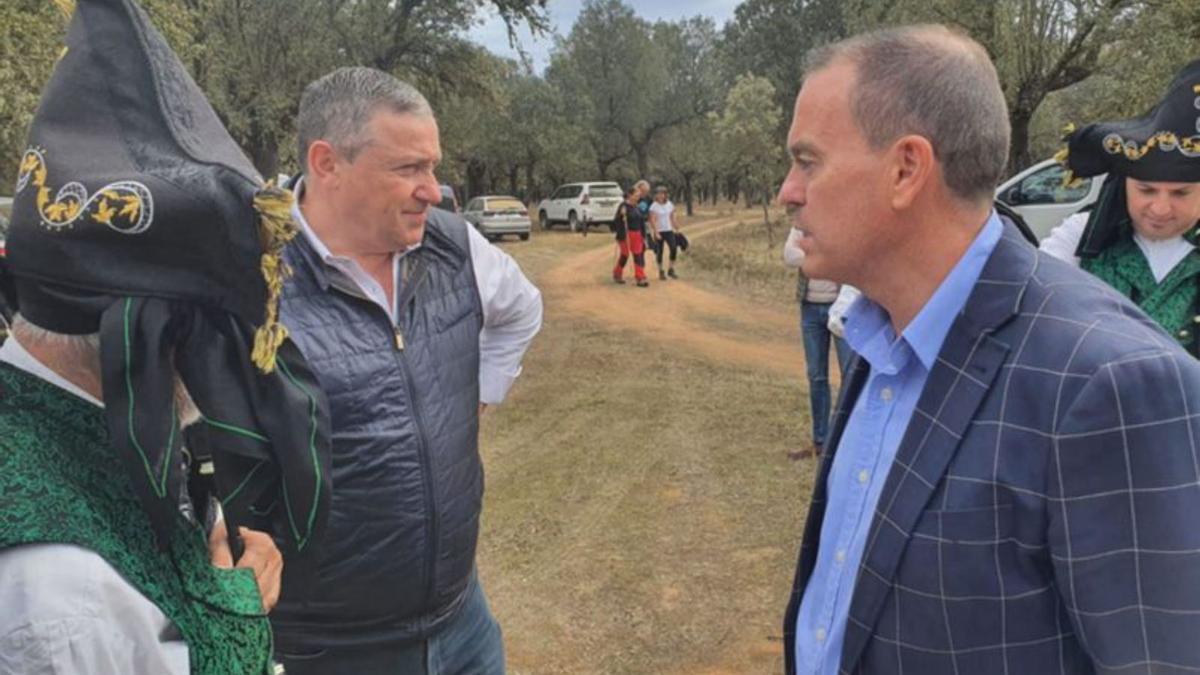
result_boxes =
[784,222,1200,674]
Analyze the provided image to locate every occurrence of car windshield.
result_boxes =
[590,186,622,198]
[487,198,524,211]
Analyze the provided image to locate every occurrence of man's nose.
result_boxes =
[777,166,805,207]
[1149,198,1172,217]
[415,174,440,204]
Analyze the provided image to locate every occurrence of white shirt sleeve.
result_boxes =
[465,225,544,404]
[1038,212,1087,267]
[783,227,805,268]
[827,285,861,338]
[0,544,189,675]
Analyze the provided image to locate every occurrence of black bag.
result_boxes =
[676,232,689,252]
[611,203,627,239]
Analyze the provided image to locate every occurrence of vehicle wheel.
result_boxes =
[519,232,530,241]
[539,211,551,230]
[568,211,580,232]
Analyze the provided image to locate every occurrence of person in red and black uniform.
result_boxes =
[613,185,650,287]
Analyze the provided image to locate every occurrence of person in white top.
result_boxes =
[1040,58,1200,357]
[648,186,683,279]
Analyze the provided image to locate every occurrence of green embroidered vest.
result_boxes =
[1081,235,1200,356]
[0,363,273,674]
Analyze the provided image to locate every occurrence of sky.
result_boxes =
[465,0,741,74]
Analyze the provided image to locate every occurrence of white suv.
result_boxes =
[537,182,623,232]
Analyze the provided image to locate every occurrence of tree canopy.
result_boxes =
[1,0,1195,206]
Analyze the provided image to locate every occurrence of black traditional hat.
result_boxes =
[1063,59,1200,183]
[1060,59,1200,257]
[1,0,331,584]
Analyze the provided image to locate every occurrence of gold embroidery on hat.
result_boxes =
[16,148,154,234]
[1102,131,1200,161]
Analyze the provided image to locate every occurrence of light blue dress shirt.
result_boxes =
[793,212,1003,674]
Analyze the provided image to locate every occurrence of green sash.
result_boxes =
[1082,236,1200,353]
[0,363,272,674]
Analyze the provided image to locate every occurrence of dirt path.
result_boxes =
[541,213,807,380]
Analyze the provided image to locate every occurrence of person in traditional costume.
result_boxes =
[1041,59,1200,356]
[0,0,332,672]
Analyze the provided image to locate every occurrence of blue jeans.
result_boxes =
[801,301,851,446]
[276,573,505,675]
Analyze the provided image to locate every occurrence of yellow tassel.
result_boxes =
[51,0,74,60]
[250,183,298,373]
[1055,123,1083,188]
[51,0,75,20]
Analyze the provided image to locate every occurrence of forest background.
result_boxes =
[3,0,1199,213]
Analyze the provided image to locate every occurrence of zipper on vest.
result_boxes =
[388,258,439,610]
[389,326,440,610]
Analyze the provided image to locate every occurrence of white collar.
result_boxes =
[1132,234,1194,284]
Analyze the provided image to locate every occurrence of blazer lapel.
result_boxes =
[838,223,1036,672]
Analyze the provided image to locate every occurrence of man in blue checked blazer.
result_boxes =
[779,25,1200,675]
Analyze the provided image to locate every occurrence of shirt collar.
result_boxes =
[844,210,1004,372]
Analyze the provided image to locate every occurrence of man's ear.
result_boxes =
[306,141,339,186]
[888,135,935,210]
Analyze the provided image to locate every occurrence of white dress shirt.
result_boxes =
[0,336,189,675]
[292,179,543,404]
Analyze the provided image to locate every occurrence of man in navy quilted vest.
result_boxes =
[780,25,1200,675]
[271,67,543,674]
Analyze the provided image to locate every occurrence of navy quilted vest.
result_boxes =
[271,211,483,649]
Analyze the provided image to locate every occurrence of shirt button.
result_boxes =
[835,549,847,563]
[816,627,827,642]
[858,469,869,484]
[880,387,893,402]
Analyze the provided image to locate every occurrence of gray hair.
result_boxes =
[12,314,199,425]
[297,67,434,173]
[804,25,1011,203]
[12,314,100,357]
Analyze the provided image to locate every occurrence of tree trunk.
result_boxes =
[466,159,488,201]
[683,172,695,216]
[633,143,650,180]
[1007,107,1036,177]
[524,159,537,204]
[247,131,280,180]
[507,164,519,197]
[761,187,774,248]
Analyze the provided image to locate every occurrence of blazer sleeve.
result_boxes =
[1048,349,1200,671]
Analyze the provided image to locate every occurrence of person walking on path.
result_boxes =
[649,186,683,280]
[614,185,651,287]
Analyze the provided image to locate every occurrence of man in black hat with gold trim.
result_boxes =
[1041,59,1200,356]
[0,0,333,673]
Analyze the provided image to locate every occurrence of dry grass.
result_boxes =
[476,211,818,674]
[683,211,795,311]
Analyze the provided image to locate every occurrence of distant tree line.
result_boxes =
[3,0,1197,213]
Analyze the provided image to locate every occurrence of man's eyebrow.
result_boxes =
[789,141,819,158]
